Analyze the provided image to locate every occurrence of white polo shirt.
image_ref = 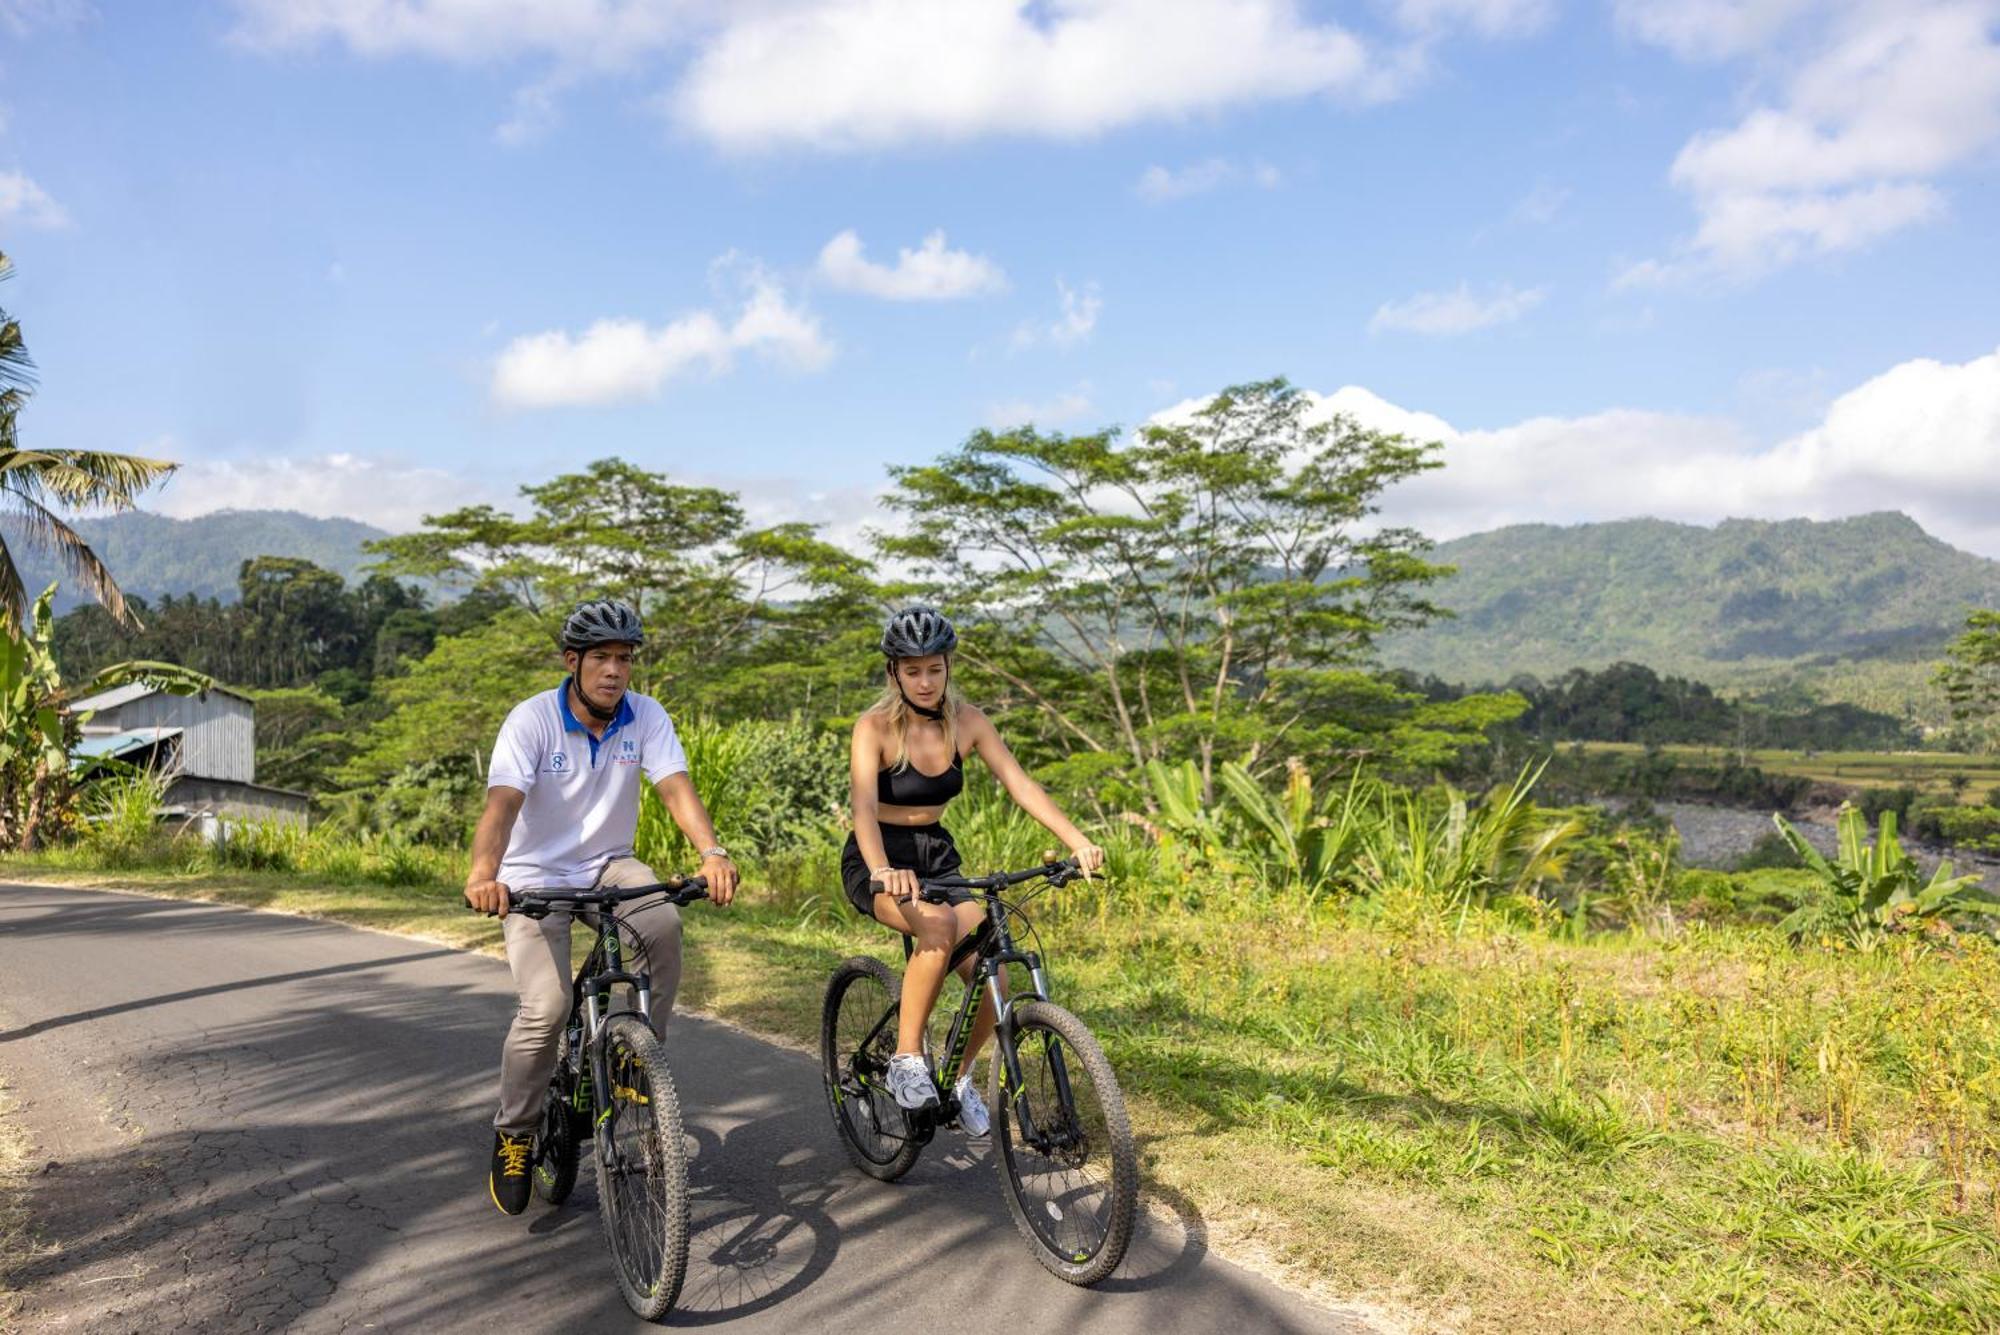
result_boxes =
[487,683,689,889]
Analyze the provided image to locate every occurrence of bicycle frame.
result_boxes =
[857,880,1077,1147]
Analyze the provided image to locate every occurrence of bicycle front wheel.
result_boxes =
[992,999,1138,1285]
[594,1014,691,1320]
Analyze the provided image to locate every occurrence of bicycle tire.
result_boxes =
[533,1082,581,1205]
[594,1014,691,1320]
[820,956,923,1182]
[991,999,1137,1285]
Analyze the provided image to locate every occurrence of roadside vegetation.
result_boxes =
[11,742,2000,1331]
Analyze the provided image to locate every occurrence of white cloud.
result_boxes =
[1010,280,1101,351]
[0,0,88,36]
[492,273,831,408]
[816,229,1006,301]
[227,0,701,66]
[151,449,502,532]
[986,384,1093,428]
[231,0,1560,152]
[1274,347,2000,558]
[1510,181,1569,225]
[0,170,70,229]
[672,0,1374,151]
[1393,0,1552,38]
[1369,281,1544,335]
[1136,157,1282,202]
[495,75,571,145]
[1612,0,1818,61]
[1626,1,2000,278]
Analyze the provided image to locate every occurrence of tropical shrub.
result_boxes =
[1353,764,1583,930]
[1773,805,2000,947]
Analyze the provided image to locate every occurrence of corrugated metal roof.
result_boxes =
[71,726,184,761]
[71,681,254,713]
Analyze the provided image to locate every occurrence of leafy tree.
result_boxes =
[335,607,554,787]
[879,378,1491,795]
[249,686,352,793]
[366,456,876,712]
[1936,609,2000,722]
[0,252,177,627]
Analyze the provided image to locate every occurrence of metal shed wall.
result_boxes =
[92,692,255,783]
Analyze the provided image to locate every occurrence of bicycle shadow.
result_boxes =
[529,1112,844,1324]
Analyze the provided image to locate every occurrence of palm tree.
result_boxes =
[0,250,176,629]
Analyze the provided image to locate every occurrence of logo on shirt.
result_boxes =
[549,752,569,773]
[617,738,639,765]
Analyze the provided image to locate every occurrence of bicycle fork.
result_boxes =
[992,957,1083,1153]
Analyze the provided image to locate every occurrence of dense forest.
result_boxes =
[1410,661,1915,750]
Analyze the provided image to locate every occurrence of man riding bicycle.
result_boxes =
[463,598,740,1215]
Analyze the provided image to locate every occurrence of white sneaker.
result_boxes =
[887,1054,938,1111]
[954,1075,990,1137]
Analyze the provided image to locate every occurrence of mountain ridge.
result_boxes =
[1379,510,2000,685]
[6,509,395,609]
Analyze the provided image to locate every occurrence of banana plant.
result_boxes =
[1773,805,1999,947]
[1215,758,1373,897]
[0,584,210,849]
[1141,757,1240,870]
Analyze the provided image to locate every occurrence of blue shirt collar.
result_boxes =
[557,679,635,734]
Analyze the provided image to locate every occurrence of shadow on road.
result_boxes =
[0,950,459,1045]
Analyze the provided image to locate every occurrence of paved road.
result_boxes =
[0,883,1374,1333]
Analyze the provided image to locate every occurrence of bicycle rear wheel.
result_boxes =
[821,956,922,1181]
[594,1014,691,1320]
[533,1030,583,1205]
[992,999,1137,1285]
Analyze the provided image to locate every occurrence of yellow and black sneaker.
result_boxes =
[489,1131,535,1215]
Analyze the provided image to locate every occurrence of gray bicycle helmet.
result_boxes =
[561,598,645,651]
[880,605,957,659]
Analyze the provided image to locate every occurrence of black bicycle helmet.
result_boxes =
[880,605,957,659]
[561,598,645,651]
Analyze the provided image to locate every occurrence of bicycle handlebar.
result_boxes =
[870,856,1084,905]
[465,875,711,919]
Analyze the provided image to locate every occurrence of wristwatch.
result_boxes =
[699,846,732,861]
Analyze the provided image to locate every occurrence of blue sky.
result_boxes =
[4,0,1999,553]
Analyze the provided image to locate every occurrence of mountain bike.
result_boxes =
[493,874,709,1321]
[819,855,1138,1284]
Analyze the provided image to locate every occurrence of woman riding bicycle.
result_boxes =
[842,605,1105,1133]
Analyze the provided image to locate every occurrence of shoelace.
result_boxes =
[498,1136,533,1178]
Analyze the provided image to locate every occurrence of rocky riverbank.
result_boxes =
[1605,799,2000,881]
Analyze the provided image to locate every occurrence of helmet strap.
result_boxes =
[569,669,620,724]
[890,662,948,722]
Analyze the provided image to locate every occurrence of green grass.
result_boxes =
[5,852,1997,1332]
[1576,742,2000,802]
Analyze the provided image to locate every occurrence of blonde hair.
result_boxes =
[868,661,966,771]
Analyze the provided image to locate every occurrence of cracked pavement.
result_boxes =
[0,882,1376,1332]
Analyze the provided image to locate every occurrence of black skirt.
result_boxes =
[840,822,969,917]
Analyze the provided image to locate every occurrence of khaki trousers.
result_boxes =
[493,857,683,1134]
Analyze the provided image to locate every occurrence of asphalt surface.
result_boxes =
[0,883,1376,1333]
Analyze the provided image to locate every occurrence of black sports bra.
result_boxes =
[877,751,964,807]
